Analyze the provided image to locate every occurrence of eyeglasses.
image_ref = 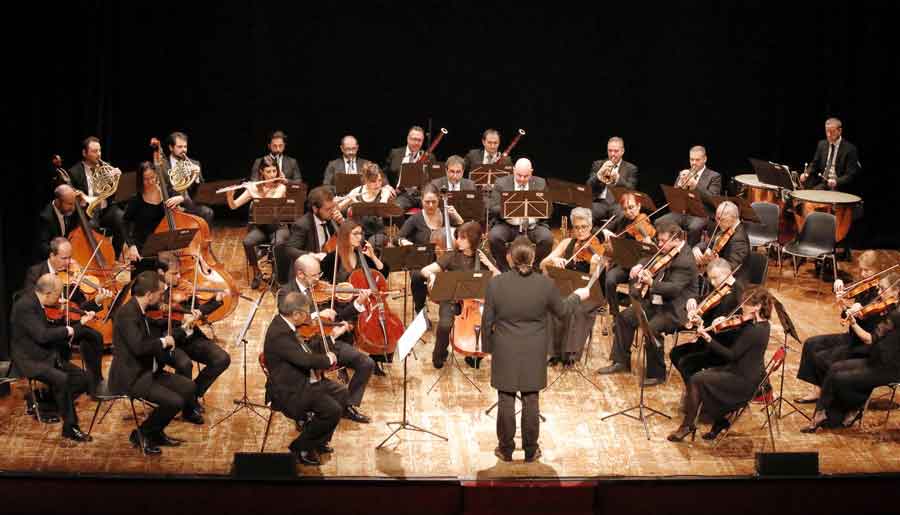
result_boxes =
[572,224,591,230]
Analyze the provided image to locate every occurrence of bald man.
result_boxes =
[488,158,553,272]
[323,135,372,187]
[37,185,79,259]
[692,200,749,280]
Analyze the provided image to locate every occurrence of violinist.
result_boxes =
[598,220,698,385]
[586,136,639,228]
[384,126,434,211]
[430,155,476,192]
[540,207,605,366]
[24,237,107,394]
[669,258,743,389]
[226,155,289,289]
[397,184,463,318]
[602,192,656,316]
[277,254,373,423]
[11,273,94,441]
[668,286,773,442]
[37,185,79,259]
[160,131,214,224]
[657,145,722,246]
[692,201,749,280]
[336,163,396,251]
[278,186,345,284]
[123,162,166,257]
[250,130,302,181]
[323,135,370,186]
[420,222,500,369]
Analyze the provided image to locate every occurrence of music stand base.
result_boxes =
[546,362,603,392]
[602,403,671,440]
[376,420,448,449]
[427,352,482,394]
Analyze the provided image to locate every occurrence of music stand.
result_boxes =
[601,298,671,439]
[347,202,405,219]
[769,297,811,424]
[660,184,708,218]
[334,173,360,196]
[250,198,302,225]
[547,178,592,208]
[501,191,550,232]
[470,165,511,190]
[749,158,795,191]
[710,194,761,223]
[141,229,199,258]
[380,244,436,326]
[446,191,485,224]
[398,163,443,190]
[609,237,658,270]
[608,186,657,211]
[195,180,235,205]
[284,181,308,207]
[426,270,492,393]
[113,172,137,203]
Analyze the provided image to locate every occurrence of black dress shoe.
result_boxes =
[596,363,628,375]
[250,274,261,289]
[150,430,183,447]
[193,400,206,415]
[295,449,321,466]
[432,359,445,370]
[494,446,512,462]
[547,357,561,366]
[702,419,731,440]
[524,448,543,462]
[373,362,387,376]
[317,443,334,454]
[130,430,162,455]
[464,356,482,369]
[794,396,818,404]
[643,377,665,387]
[62,425,93,443]
[343,406,371,423]
[181,409,205,425]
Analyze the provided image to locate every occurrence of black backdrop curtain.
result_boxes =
[3,1,899,347]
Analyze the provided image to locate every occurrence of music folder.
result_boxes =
[660,184,708,217]
[333,173,360,196]
[749,158,795,191]
[609,236,658,270]
[429,271,491,303]
[545,266,605,303]
[141,228,199,257]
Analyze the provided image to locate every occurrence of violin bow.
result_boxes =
[66,240,104,303]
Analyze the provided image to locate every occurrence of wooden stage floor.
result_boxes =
[2,227,900,480]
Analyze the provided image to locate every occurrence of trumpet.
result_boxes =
[85,158,122,217]
[675,167,701,189]
[598,160,617,184]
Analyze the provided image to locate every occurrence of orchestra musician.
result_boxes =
[384,126,435,212]
[420,221,500,370]
[601,192,656,317]
[108,271,199,455]
[277,254,374,423]
[482,237,591,462]
[430,155,476,192]
[667,286,774,442]
[657,145,722,246]
[463,128,511,172]
[250,130,302,182]
[586,136,639,228]
[159,131,214,224]
[226,155,289,289]
[123,162,166,256]
[264,291,350,466]
[799,117,861,191]
[337,163,396,251]
[488,158,554,273]
[37,184,79,260]
[597,220,698,384]
[278,186,345,286]
[323,135,370,186]
[10,273,93,441]
[692,201,750,282]
[540,207,605,366]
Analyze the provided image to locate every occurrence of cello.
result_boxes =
[348,244,404,357]
[451,249,501,358]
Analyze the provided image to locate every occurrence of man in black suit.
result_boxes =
[692,201,750,283]
[66,136,129,259]
[430,155,476,192]
[250,130,302,182]
[24,237,107,393]
[657,145,722,246]
[159,131,214,224]
[384,126,436,211]
[800,117,861,191]
[597,220,699,384]
[323,135,371,187]
[264,291,350,466]
[463,128,512,173]
[277,186,345,284]
[277,254,373,423]
[587,136,639,227]
[108,271,199,455]
[11,273,93,441]
[37,185,79,260]
[488,158,554,272]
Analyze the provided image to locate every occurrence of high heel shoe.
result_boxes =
[702,419,731,441]
[800,417,829,434]
[667,425,697,442]
[842,409,863,428]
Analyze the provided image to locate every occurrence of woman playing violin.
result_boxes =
[602,193,655,317]
[336,162,396,251]
[668,286,774,442]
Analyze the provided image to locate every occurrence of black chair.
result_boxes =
[781,211,837,282]
[746,202,781,267]
[85,382,150,453]
[746,252,769,286]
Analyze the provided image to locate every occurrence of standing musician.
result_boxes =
[323,135,370,186]
[384,126,435,211]
[540,207,606,367]
[37,184,79,260]
[482,237,591,462]
[278,186,345,284]
[692,201,750,282]
[597,220,698,384]
[430,155,476,192]
[123,162,166,257]
[160,131,214,224]
[264,292,350,466]
[488,158,554,273]
[667,287,774,442]
[250,130,302,182]
[586,136,639,228]
[657,145,722,246]
[108,272,199,455]
[277,254,374,423]
[600,192,657,317]
[226,155,289,289]
[799,117,861,191]
[463,128,511,172]
[397,184,464,318]
[420,221,500,370]
[24,237,108,394]
[11,274,93,441]
[336,162,396,251]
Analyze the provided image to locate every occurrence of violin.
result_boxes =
[57,261,104,298]
[636,238,681,297]
[44,301,88,322]
[835,265,899,300]
[296,319,350,339]
[685,276,736,330]
[703,312,754,334]
[309,281,367,304]
[620,213,657,242]
[842,297,899,326]
[573,235,606,264]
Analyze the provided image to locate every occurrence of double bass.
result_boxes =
[348,244,404,357]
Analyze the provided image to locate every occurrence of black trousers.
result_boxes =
[604,266,629,316]
[133,370,196,435]
[170,336,231,399]
[497,390,539,456]
[432,301,459,366]
[817,359,900,426]
[89,204,127,258]
[797,332,856,387]
[73,325,104,389]
[333,339,373,407]
[611,303,678,380]
[284,379,348,452]
[657,212,708,247]
[410,269,428,313]
[488,223,553,272]
[670,340,727,385]
[31,362,89,430]
[243,224,289,268]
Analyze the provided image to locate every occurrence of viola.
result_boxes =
[296,319,350,339]
[710,225,736,255]
[44,301,87,322]
[620,213,656,242]
[348,245,404,357]
[637,240,681,297]
[705,313,754,334]
[309,281,366,304]
[842,297,900,326]
[686,278,735,330]
[573,235,606,264]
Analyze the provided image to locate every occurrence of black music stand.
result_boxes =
[250,198,303,224]
[141,229,199,258]
[113,171,137,203]
[284,181,308,207]
[501,191,550,232]
[426,271,492,393]
[710,194,761,223]
[398,162,444,190]
[543,266,605,392]
[609,237,658,270]
[334,173,360,196]
[381,244,436,326]
[446,191,485,224]
[348,202,405,219]
[547,178,592,208]
[470,166,511,190]
[660,184,708,218]
[601,298,671,439]
[195,180,234,205]
[769,297,811,424]
[750,158,796,191]
[608,186,657,211]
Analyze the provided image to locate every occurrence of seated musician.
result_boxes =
[264,291,350,466]
[430,155,476,192]
[795,251,891,403]
[657,145,722,246]
[799,117,861,192]
[11,273,93,441]
[160,131,214,224]
[586,136,639,228]
[37,185,79,259]
[540,207,605,367]
[250,130,302,182]
[108,271,198,455]
[226,155,288,289]
[123,162,166,259]
[420,221,500,369]
[277,254,373,423]
[23,237,107,395]
[323,135,370,186]
[597,220,698,384]
[668,287,774,442]
[601,192,656,317]
[692,201,749,283]
[337,163,396,251]
[397,184,464,318]
[148,253,231,421]
[487,158,554,272]
[463,128,511,172]
[669,258,743,390]
[278,186,345,284]
[384,126,435,211]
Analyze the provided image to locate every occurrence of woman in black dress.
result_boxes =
[336,162,395,251]
[668,286,774,442]
[123,161,166,255]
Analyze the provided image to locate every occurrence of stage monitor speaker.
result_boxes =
[233,452,296,479]
[755,452,819,476]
